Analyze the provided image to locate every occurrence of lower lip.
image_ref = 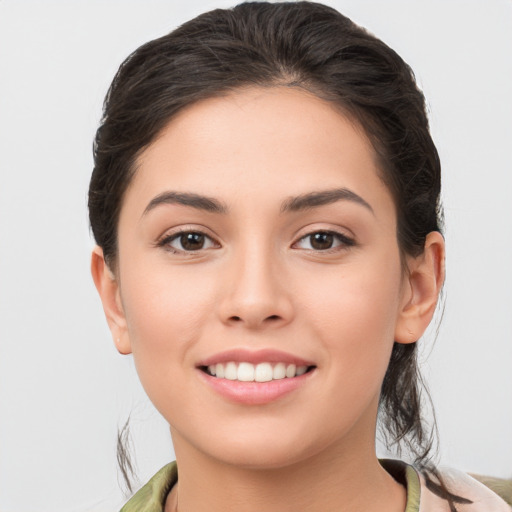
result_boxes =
[198,370,314,405]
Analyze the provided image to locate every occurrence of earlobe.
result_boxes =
[394,231,445,344]
[90,246,132,355]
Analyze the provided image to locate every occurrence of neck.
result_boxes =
[168,425,406,512]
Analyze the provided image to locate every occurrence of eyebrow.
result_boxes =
[143,191,228,216]
[281,188,374,214]
[142,187,373,217]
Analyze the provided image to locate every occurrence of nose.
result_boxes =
[217,244,294,330]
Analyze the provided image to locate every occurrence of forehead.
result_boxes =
[125,86,393,218]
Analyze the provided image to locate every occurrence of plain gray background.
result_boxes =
[0,1,511,511]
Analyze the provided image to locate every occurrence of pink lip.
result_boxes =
[196,349,316,405]
[197,348,315,367]
[198,369,314,405]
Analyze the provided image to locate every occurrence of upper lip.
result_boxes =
[197,348,315,367]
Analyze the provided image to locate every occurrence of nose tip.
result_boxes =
[217,257,294,330]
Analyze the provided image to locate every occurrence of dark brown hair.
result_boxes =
[89,2,464,508]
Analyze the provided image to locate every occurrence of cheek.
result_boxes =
[122,259,214,332]
[302,256,403,388]
[119,264,218,387]
[304,253,403,332]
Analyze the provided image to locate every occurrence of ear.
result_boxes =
[394,231,445,344]
[90,246,132,355]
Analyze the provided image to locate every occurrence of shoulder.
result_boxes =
[416,466,512,512]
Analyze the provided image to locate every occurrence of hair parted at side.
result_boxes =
[89,0,454,505]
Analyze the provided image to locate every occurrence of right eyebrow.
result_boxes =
[142,191,228,217]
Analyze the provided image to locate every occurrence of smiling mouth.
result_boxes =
[200,362,316,382]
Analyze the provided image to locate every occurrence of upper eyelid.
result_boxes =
[158,225,218,241]
[293,227,355,242]
[156,228,221,251]
[291,229,356,250]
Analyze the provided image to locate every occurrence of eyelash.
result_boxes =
[293,230,355,252]
[157,229,219,254]
[157,229,355,254]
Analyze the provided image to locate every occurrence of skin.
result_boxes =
[92,87,445,512]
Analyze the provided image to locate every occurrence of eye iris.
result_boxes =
[311,232,333,250]
[181,232,205,250]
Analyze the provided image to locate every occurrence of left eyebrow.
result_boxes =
[281,187,374,215]
[142,191,228,216]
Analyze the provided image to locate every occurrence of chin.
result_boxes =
[190,423,335,471]
[210,444,310,470]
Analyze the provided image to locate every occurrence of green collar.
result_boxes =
[120,462,177,512]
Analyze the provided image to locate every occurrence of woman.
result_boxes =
[89,2,511,511]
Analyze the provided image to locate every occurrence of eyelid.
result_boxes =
[292,229,356,251]
[156,226,221,253]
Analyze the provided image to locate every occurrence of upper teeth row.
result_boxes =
[207,362,308,382]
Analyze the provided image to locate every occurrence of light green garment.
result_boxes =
[120,463,177,512]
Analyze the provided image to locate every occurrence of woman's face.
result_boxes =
[110,87,416,468]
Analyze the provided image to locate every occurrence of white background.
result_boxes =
[0,1,511,511]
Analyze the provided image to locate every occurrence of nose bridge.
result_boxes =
[219,235,293,328]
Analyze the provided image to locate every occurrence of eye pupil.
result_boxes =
[181,232,205,250]
[311,232,333,250]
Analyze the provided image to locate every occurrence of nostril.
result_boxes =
[228,314,281,324]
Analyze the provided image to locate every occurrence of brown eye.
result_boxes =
[180,232,205,250]
[294,231,355,251]
[162,231,218,252]
[310,232,334,250]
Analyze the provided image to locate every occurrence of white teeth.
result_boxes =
[255,363,273,382]
[296,366,307,376]
[206,361,310,381]
[215,363,225,379]
[237,362,255,382]
[285,364,296,378]
[272,362,286,380]
[225,362,238,380]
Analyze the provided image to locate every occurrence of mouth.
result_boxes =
[200,362,316,382]
[196,349,316,403]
